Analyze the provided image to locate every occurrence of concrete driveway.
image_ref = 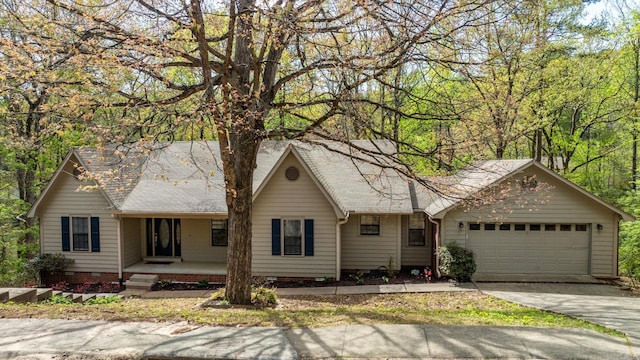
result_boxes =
[476,282,640,346]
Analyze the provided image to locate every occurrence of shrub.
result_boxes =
[619,221,640,283]
[252,286,277,307]
[438,242,476,282]
[210,288,226,300]
[24,253,74,285]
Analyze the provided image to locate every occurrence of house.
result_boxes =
[27,140,633,284]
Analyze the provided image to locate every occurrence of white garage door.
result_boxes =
[466,223,589,274]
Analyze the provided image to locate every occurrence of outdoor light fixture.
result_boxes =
[459,221,464,229]
[597,224,603,230]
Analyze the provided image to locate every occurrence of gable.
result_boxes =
[28,152,113,218]
[447,166,617,222]
[253,151,343,218]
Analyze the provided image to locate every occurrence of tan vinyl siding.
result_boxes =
[122,218,141,267]
[342,215,399,270]
[252,153,337,278]
[442,167,619,277]
[37,158,118,273]
[180,218,227,263]
[401,215,432,267]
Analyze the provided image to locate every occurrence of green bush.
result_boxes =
[24,253,74,285]
[251,286,278,307]
[619,221,640,281]
[617,192,640,283]
[438,242,477,282]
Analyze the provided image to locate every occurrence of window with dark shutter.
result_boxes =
[271,219,281,255]
[90,217,100,252]
[61,217,70,252]
[304,219,314,256]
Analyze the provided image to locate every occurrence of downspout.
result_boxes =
[428,215,441,278]
[336,212,350,281]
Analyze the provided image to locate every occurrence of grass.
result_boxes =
[0,292,623,337]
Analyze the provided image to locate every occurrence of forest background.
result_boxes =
[2,0,640,292]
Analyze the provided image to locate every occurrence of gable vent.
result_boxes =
[285,166,300,181]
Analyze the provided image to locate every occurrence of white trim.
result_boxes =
[396,215,401,270]
[116,215,122,281]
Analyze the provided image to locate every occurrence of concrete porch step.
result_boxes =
[0,288,37,303]
[125,274,159,290]
[0,287,123,303]
[0,289,9,303]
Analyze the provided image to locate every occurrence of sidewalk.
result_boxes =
[0,318,636,359]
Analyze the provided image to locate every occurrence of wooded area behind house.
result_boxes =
[1,0,640,301]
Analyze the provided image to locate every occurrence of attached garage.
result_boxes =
[465,223,590,275]
[425,159,635,278]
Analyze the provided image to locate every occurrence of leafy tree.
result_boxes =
[2,0,500,304]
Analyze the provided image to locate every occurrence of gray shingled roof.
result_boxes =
[423,159,537,216]
[74,145,148,209]
[75,140,414,215]
[48,145,632,220]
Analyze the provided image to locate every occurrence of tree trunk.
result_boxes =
[224,141,260,305]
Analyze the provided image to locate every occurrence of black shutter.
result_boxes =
[271,219,281,255]
[61,217,70,252]
[304,219,314,256]
[90,217,100,252]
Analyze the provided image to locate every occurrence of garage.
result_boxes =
[465,223,590,275]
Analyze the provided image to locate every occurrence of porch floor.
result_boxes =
[124,261,226,275]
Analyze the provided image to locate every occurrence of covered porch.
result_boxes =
[121,216,229,280]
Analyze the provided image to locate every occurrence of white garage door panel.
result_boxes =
[467,224,589,275]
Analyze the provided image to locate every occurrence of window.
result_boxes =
[469,223,481,230]
[514,224,526,231]
[408,213,426,246]
[545,224,556,231]
[72,217,89,251]
[283,219,302,255]
[211,219,228,246]
[521,175,538,189]
[576,224,587,232]
[61,216,99,252]
[360,215,380,235]
[530,224,541,231]
[560,224,572,231]
[484,223,496,231]
[272,218,314,256]
[499,224,511,231]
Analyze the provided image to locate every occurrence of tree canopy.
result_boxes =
[2,0,640,299]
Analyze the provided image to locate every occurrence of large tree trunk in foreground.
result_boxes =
[224,137,261,305]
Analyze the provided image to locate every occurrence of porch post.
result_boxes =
[115,215,123,284]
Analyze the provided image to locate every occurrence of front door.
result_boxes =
[154,218,173,257]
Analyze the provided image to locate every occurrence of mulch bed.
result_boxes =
[44,268,442,293]
[271,268,440,288]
